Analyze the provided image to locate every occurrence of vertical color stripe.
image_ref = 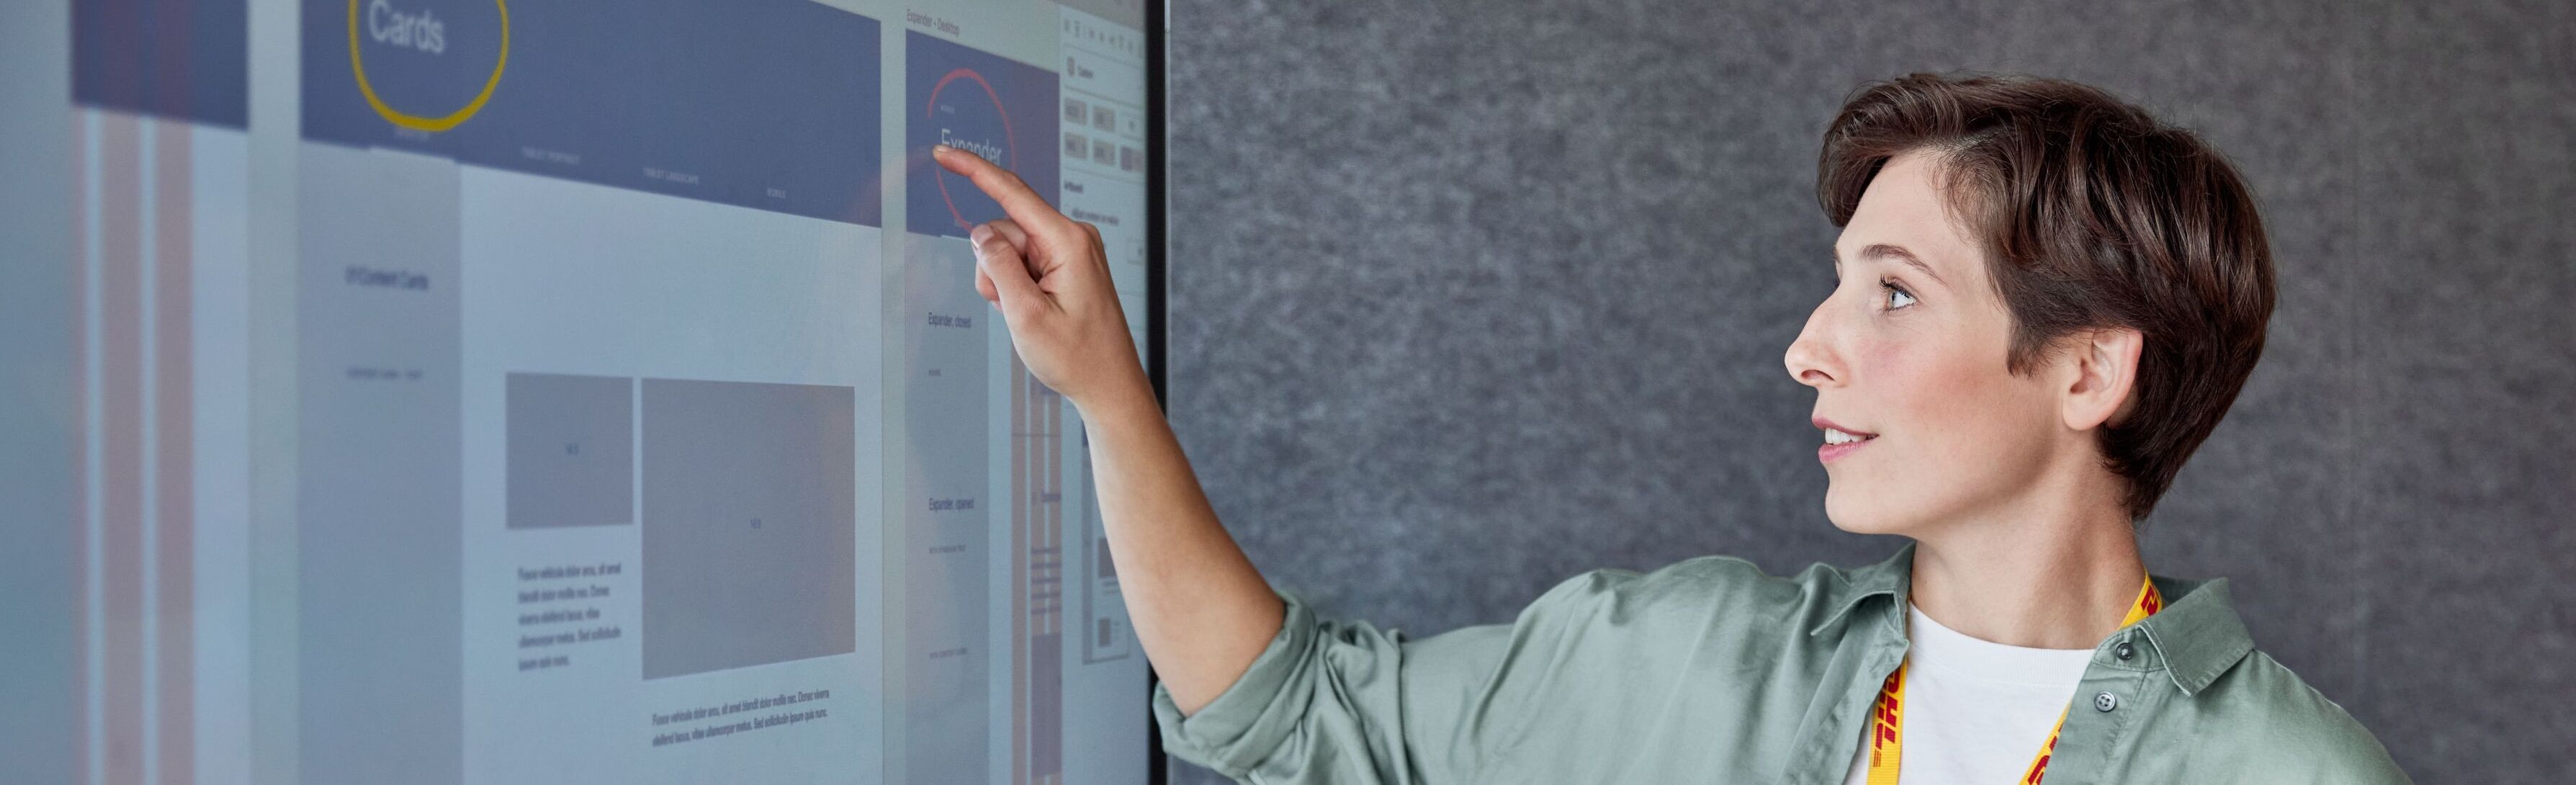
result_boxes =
[99,109,144,785]
[71,109,95,785]
[153,117,196,785]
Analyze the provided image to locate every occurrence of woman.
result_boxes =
[930,73,2407,784]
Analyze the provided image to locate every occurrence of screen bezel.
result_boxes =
[1141,0,1170,781]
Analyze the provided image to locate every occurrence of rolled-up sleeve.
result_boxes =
[1152,578,1607,785]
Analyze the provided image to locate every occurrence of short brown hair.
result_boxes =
[1816,73,2276,520]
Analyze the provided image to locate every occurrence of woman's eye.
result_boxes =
[1881,281,1917,310]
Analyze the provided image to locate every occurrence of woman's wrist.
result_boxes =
[1070,367,1160,426]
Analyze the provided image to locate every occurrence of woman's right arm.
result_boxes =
[931,144,1283,715]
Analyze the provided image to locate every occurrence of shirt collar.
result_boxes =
[2135,575,2256,696]
[1807,541,1915,637]
[1808,542,2257,696]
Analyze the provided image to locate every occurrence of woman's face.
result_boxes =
[1784,151,2068,535]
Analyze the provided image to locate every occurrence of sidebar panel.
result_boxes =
[902,234,991,785]
[1053,10,1153,785]
[295,145,462,785]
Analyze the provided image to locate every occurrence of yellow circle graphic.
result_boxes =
[348,0,510,132]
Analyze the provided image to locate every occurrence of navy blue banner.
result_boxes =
[905,32,1059,239]
[301,0,883,227]
[74,0,251,127]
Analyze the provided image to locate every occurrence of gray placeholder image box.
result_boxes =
[641,378,858,679]
[507,373,635,529]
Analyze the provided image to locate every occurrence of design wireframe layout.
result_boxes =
[297,0,887,781]
[12,1,1155,783]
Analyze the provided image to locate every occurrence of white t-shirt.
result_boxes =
[1839,604,2097,785]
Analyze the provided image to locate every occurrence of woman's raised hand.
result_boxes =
[932,147,1281,717]
[933,143,1149,410]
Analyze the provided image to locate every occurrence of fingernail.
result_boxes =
[932,143,953,156]
[969,223,993,244]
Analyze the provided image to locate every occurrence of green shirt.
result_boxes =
[1153,544,2409,784]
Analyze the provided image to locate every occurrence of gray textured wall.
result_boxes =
[1159,0,2575,781]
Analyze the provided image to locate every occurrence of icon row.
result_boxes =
[1063,131,1141,173]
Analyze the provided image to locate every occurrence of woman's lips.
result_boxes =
[1818,438,1872,463]
[1812,418,1877,464]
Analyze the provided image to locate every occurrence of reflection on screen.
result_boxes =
[1,0,1155,782]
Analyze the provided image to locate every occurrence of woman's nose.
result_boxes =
[1783,303,1841,388]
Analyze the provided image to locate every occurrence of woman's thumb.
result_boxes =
[971,223,1046,317]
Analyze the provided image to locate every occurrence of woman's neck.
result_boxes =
[1905,494,2145,650]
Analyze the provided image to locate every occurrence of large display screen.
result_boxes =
[0,0,1162,782]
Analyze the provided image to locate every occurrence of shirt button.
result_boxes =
[2114,642,2135,660]
[2093,691,2119,712]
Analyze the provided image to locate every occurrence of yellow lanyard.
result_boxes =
[1862,575,2163,785]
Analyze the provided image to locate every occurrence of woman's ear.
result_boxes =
[2062,327,2143,431]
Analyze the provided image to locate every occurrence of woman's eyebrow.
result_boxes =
[1860,243,1945,285]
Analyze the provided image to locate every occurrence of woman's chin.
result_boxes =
[1822,486,1910,536]
[1826,516,1909,536]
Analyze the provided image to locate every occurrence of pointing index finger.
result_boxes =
[933,144,1067,233]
